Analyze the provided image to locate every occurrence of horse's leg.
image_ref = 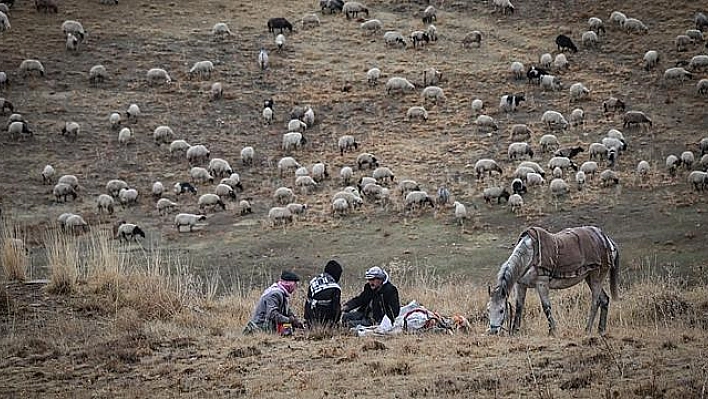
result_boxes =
[536,279,556,335]
[585,276,602,335]
[597,288,610,335]
[512,285,527,334]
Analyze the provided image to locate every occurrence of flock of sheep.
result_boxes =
[1,0,707,247]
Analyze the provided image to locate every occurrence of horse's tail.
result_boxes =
[608,237,620,301]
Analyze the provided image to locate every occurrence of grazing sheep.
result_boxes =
[636,160,651,184]
[410,30,430,48]
[696,79,708,96]
[212,22,233,38]
[513,166,536,181]
[109,112,121,129]
[240,146,254,166]
[701,154,708,171]
[61,121,80,138]
[422,5,436,23]
[549,178,569,199]
[258,48,269,71]
[190,167,214,185]
[675,34,694,52]
[552,167,563,179]
[580,161,599,180]
[366,68,381,86]
[663,67,692,84]
[286,203,308,216]
[601,137,626,154]
[511,178,527,195]
[405,106,428,122]
[66,33,79,52]
[340,166,354,186]
[210,82,223,101]
[96,194,115,215]
[581,31,599,48]
[383,31,407,48]
[342,1,368,19]
[262,107,274,125]
[689,55,708,71]
[541,111,569,130]
[238,200,252,215]
[539,53,553,69]
[332,197,350,216]
[463,31,483,48]
[118,188,139,206]
[452,201,467,225]
[126,103,140,122]
[106,179,128,197]
[471,99,484,114]
[303,107,315,128]
[507,142,534,160]
[302,13,321,29]
[116,223,146,242]
[65,214,89,234]
[287,118,307,133]
[275,33,285,52]
[41,164,55,184]
[568,108,585,127]
[643,50,660,71]
[548,156,578,172]
[312,162,328,182]
[117,127,131,145]
[405,191,435,210]
[7,120,32,140]
[609,11,626,27]
[169,140,190,157]
[569,83,590,102]
[423,68,442,86]
[473,159,503,180]
[220,173,243,191]
[696,12,708,31]
[282,132,307,152]
[58,175,79,189]
[208,158,233,178]
[527,66,549,84]
[700,138,708,156]
[588,17,606,35]
[553,54,569,71]
[555,34,578,53]
[278,156,302,176]
[509,124,533,142]
[396,180,420,196]
[493,0,514,15]
[152,125,173,146]
[540,74,562,91]
[526,172,546,186]
[186,144,210,165]
[332,190,363,210]
[61,20,86,41]
[688,171,708,191]
[589,142,609,161]
[508,62,524,80]
[622,18,648,33]
[273,187,296,205]
[360,19,383,37]
[174,213,207,232]
[422,86,445,104]
[666,155,681,177]
[19,59,45,77]
[188,60,214,80]
[483,187,510,204]
[151,182,164,198]
[681,151,695,169]
[199,193,226,212]
[267,17,293,34]
[499,94,525,113]
[475,115,499,133]
[268,207,293,226]
[600,170,620,186]
[622,111,652,129]
[385,77,415,94]
[555,146,584,160]
[356,152,379,170]
[53,183,77,202]
[174,182,198,195]
[215,183,237,200]
[508,194,523,214]
[575,171,586,190]
[147,68,172,85]
[295,175,318,194]
[372,166,395,184]
[519,161,546,177]
[335,135,359,156]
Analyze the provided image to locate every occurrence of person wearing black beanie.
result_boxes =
[304,259,343,327]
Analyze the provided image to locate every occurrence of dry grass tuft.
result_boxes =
[44,228,79,294]
[1,219,28,282]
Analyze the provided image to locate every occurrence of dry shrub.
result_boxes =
[1,219,28,282]
[45,227,79,294]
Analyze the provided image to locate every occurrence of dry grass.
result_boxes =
[0,219,28,282]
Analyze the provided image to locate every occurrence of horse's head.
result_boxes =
[486,285,509,335]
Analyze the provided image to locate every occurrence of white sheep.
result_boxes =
[581,31,599,49]
[384,31,407,48]
[575,171,586,191]
[580,161,599,179]
[199,193,226,212]
[190,167,214,185]
[666,155,681,177]
[664,67,693,85]
[475,115,498,133]
[118,127,131,145]
[175,213,207,232]
[698,79,708,95]
[539,53,553,69]
[278,156,301,176]
[60,121,79,138]
[116,223,146,242]
[505,62,523,80]
[372,167,395,184]
[118,188,139,206]
[340,166,354,186]
[286,203,308,216]
[569,83,590,102]
[151,182,164,198]
[19,59,45,77]
[622,111,652,129]
[507,142,534,160]
[268,207,293,226]
[41,164,55,184]
[526,172,546,186]
[0,10,9,32]
[588,142,609,161]
[600,170,620,186]
[186,144,210,165]
[214,183,237,200]
[212,22,233,39]
[208,158,233,178]
[508,194,523,214]
[570,108,585,127]
[472,158,503,179]
[65,214,89,234]
[688,171,708,191]
[337,136,358,158]
[241,146,254,166]
[66,32,79,51]
[549,178,569,200]
[463,31,483,48]
[636,160,651,185]
[302,13,321,29]
[513,166,536,181]
[295,175,318,194]
[681,151,695,169]
[58,212,77,230]
[312,162,328,182]
[548,156,577,172]
[588,17,605,35]
[609,11,626,27]
[451,201,467,225]
[360,19,382,35]
[58,174,79,189]
[471,99,484,115]
[258,49,269,71]
[153,125,174,146]
[675,35,693,52]
[643,50,660,70]
[686,29,704,42]
[53,183,77,202]
[493,0,514,14]
[622,18,648,33]
[510,124,533,141]
[221,173,243,191]
[273,187,296,205]
[367,68,381,86]
[275,34,285,52]
[147,68,172,85]
[262,107,273,124]
[552,167,563,179]
[553,54,569,71]
[406,106,428,122]
[96,194,115,214]
[540,74,562,91]
[211,82,223,101]
[385,77,415,94]
[170,140,191,157]
[126,103,140,122]
[405,191,435,211]
[109,112,121,129]
[689,55,708,71]
[106,179,128,197]
[356,152,379,170]
[332,190,363,209]
[287,118,307,133]
[332,197,350,216]
[541,111,568,130]
[239,200,252,215]
[189,60,214,80]
[303,107,315,127]
[61,20,86,41]
[519,161,546,177]
[283,132,307,152]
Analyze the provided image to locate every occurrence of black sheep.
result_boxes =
[267,18,293,34]
[175,182,198,195]
[555,146,585,159]
[555,34,578,53]
[526,66,548,84]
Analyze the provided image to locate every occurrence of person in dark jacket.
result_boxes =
[341,266,400,328]
[304,259,343,328]
[243,270,303,334]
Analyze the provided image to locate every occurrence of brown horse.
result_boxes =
[487,226,620,336]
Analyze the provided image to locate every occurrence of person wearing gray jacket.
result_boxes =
[243,271,304,334]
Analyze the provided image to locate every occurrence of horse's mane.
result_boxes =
[493,231,534,298]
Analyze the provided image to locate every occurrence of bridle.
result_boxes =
[489,299,513,333]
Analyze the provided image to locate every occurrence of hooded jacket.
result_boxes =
[248,282,295,331]
[343,270,400,324]
[304,260,343,325]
